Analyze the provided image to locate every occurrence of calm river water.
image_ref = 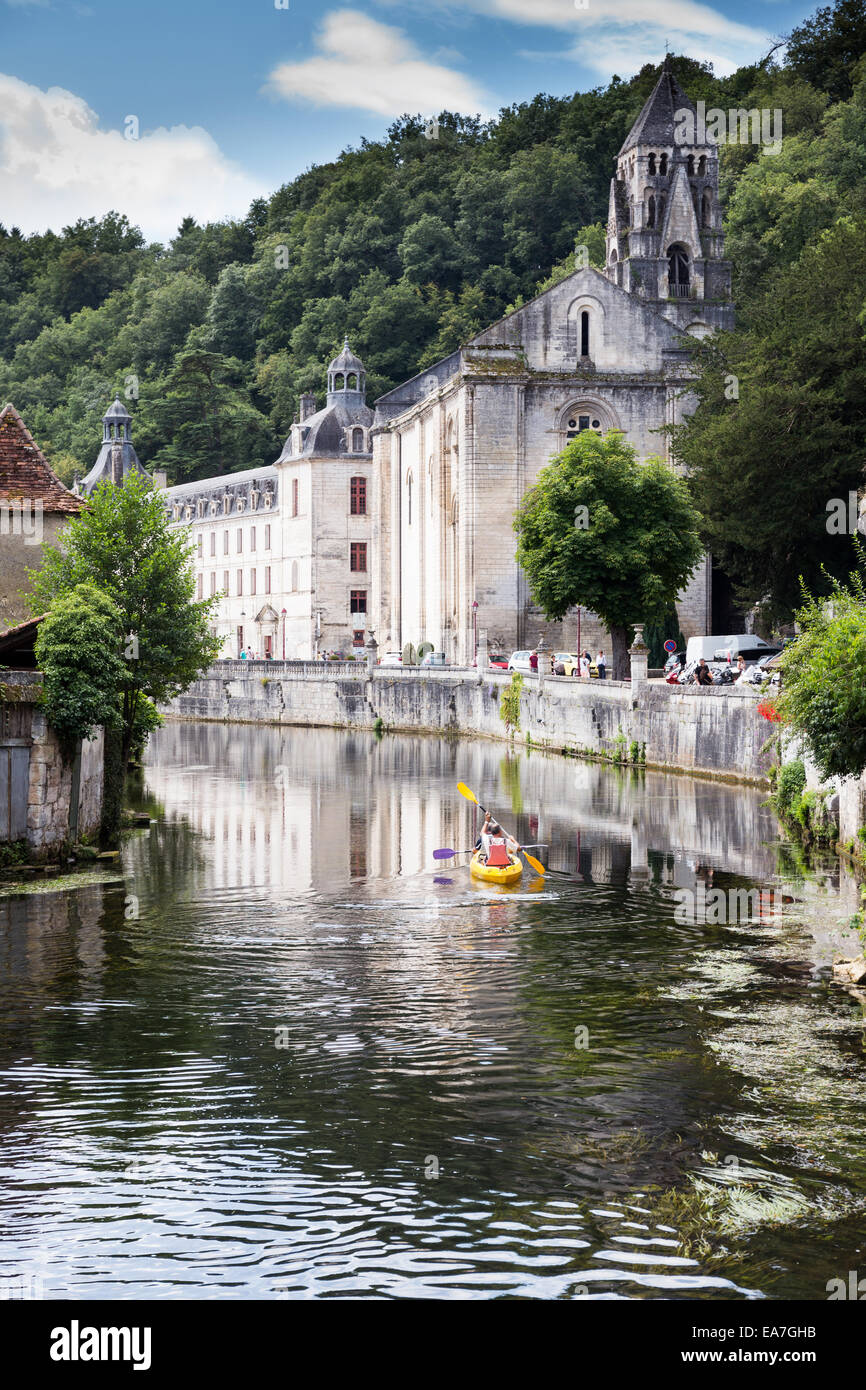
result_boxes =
[1,723,864,1300]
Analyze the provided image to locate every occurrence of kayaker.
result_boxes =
[479,812,521,865]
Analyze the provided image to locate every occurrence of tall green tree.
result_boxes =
[674,215,866,623]
[514,432,703,678]
[29,474,220,844]
[34,583,125,756]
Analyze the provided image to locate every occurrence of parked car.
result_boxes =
[421,651,449,667]
[507,650,534,673]
[379,651,403,667]
[686,633,778,665]
[488,654,508,670]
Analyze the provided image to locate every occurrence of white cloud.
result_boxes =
[266,9,491,117]
[379,0,773,77]
[0,73,265,242]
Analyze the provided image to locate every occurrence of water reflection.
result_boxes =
[0,725,862,1300]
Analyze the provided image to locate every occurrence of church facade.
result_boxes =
[370,59,733,663]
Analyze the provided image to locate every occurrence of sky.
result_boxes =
[1,0,819,243]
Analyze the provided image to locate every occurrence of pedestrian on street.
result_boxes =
[596,649,606,679]
[529,650,539,673]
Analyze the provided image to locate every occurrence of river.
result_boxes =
[0,723,864,1300]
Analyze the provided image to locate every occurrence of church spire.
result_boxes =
[604,59,733,333]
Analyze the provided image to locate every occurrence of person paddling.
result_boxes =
[478,811,521,865]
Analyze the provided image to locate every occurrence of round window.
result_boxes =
[592,419,601,429]
[568,418,576,428]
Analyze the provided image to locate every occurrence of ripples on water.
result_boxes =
[0,725,864,1300]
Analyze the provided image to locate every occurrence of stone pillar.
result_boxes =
[629,624,648,690]
[476,628,488,683]
[537,636,546,694]
[365,631,378,678]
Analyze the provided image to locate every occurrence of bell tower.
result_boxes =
[605,56,733,333]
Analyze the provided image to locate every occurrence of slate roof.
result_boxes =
[618,58,697,156]
[0,404,81,513]
[276,401,373,461]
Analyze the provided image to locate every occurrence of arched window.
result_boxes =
[659,153,668,175]
[647,194,656,228]
[687,154,695,176]
[648,153,656,175]
[580,310,590,358]
[698,154,707,177]
[668,245,690,296]
[352,427,364,452]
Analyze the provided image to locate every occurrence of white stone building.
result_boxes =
[370,59,734,663]
[163,61,732,665]
[164,342,373,659]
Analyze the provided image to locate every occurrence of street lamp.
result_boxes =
[281,607,287,661]
[472,599,479,664]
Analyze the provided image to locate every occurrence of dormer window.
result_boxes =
[210,499,217,516]
[237,497,245,514]
[223,493,231,514]
[173,505,180,521]
[184,505,192,522]
[264,491,272,510]
[251,490,259,511]
[659,153,668,175]
[197,500,204,518]
[352,427,364,452]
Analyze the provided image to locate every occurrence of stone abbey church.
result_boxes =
[157,59,733,663]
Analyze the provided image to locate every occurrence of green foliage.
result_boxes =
[775,759,807,818]
[787,0,866,102]
[514,431,702,676]
[500,672,523,734]
[0,51,783,484]
[28,472,221,838]
[778,555,866,778]
[34,583,125,753]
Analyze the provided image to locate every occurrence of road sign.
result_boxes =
[663,639,677,653]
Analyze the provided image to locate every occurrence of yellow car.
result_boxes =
[553,652,598,677]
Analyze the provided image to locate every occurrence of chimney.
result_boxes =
[152,470,167,490]
[299,392,317,422]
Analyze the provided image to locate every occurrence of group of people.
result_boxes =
[529,649,607,678]
[239,648,274,661]
[667,653,758,687]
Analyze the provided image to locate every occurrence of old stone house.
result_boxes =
[0,403,81,630]
[371,59,734,662]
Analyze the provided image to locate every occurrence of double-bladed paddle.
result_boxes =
[455,782,546,876]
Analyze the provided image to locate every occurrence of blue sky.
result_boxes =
[1,0,818,241]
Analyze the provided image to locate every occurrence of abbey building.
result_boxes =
[158,59,732,662]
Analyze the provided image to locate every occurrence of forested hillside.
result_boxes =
[1,0,865,622]
[0,52,768,484]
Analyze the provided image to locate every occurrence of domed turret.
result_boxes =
[78,397,151,496]
[327,338,366,406]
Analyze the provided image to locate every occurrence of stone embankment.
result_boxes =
[163,660,773,785]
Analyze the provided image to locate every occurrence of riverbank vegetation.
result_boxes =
[29,475,220,846]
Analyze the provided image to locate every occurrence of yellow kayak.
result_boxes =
[469,850,523,885]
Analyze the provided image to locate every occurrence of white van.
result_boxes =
[686,633,776,664]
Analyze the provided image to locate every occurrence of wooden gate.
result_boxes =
[0,744,30,841]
